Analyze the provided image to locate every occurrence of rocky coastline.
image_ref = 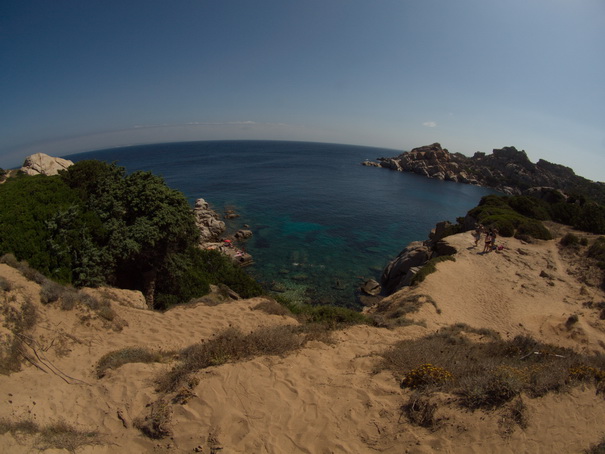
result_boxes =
[193,198,254,266]
[17,153,255,267]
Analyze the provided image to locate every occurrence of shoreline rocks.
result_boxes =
[193,198,227,244]
[193,198,254,266]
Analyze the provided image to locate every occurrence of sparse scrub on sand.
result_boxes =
[40,279,68,304]
[0,417,102,453]
[156,325,313,394]
[381,325,605,413]
[0,298,38,375]
[586,437,605,454]
[0,276,11,292]
[252,299,293,316]
[588,237,605,270]
[147,324,325,438]
[272,295,370,327]
[499,397,529,435]
[402,393,439,428]
[96,347,167,378]
[134,398,173,439]
[411,256,455,285]
[371,294,440,328]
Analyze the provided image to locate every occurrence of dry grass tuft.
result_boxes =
[380,325,605,412]
[134,398,173,439]
[401,392,439,428]
[156,325,316,394]
[0,418,102,453]
[252,299,293,317]
[0,298,38,375]
[96,347,167,378]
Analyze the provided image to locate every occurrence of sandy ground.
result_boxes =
[1,227,605,453]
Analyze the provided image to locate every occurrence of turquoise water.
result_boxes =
[65,140,495,307]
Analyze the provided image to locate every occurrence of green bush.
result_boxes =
[508,196,551,220]
[515,220,552,240]
[0,161,266,310]
[588,237,605,270]
[560,233,580,247]
[575,203,605,234]
[290,304,370,327]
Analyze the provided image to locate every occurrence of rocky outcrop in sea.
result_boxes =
[193,198,254,266]
[193,198,227,244]
[362,143,603,198]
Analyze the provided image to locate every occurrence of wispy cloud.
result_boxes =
[422,121,437,128]
[185,121,259,126]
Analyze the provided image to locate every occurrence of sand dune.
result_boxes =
[1,227,605,453]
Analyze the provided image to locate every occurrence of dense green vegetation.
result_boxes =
[464,191,605,240]
[0,161,261,309]
[467,195,553,240]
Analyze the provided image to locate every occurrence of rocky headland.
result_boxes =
[363,143,605,201]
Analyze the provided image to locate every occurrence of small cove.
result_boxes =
[66,140,496,307]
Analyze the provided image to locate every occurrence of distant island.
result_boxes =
[363,143,605,204]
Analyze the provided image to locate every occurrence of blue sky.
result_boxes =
[1,0,604,181]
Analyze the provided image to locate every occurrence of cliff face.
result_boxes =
[363,143,600,197]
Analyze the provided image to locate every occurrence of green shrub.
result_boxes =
[515,220,552,240]
[508,196,551,220]
[575,203,605,234]
[560,233,580,247]
[380,327,605,411]
[400,364,453,390]
[284,302,369,327]
[588,237,605,269]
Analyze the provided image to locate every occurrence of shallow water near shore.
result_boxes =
[66,140,496,307]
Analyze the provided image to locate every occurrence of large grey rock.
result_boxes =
[381,241,431,294]
[21,153,73,176]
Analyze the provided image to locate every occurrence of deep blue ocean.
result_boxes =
[65,141,495,307]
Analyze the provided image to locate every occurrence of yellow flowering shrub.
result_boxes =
[401,364,453,389]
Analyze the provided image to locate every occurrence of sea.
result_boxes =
[65,140,496,307]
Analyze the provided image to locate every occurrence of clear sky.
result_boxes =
[1,0,604,181]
